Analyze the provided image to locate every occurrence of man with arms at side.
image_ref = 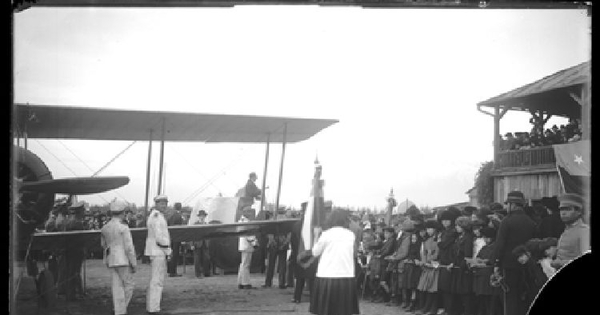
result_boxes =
[145,195,173,315]
[191,210,211,278]
[101,200,137,315]
[491,191,538,315]
[166,202,184,277]
[237,208,258,289]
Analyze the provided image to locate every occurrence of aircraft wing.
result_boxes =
[29,218,299,251]
[14,104,338,143]
[18,176,130,194]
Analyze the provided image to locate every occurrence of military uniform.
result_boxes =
[101,201,137,315]
[237,215,257,288]
[145,197,172,313]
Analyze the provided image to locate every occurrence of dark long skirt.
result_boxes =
[450,267,473,295]
[404,263,422,290]
[310,277,360,315]
[438,267,453,293]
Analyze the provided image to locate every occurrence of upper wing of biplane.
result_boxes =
[14,104,338,143]
[30,218,299,251]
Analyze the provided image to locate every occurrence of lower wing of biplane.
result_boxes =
[30,218,299,252]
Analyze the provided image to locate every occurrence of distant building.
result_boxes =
[466,187,479,208]
[476,61,590,204]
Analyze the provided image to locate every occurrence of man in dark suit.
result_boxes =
[245,172,262,202]
[166,202,184,277]
[537,196,565,239]
[492,191,538,315]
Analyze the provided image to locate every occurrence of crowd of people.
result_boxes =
[353,191,589,315]
[499,117,582,151]
[37,174,589,315]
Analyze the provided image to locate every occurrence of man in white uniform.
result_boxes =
[101,200,137,315]
[145,195,172,314]
[237,209,258,289]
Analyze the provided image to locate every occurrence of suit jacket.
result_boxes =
[245,179,261,200]
[145,209,172,257]
[492,209,538,270]
[166,209,183,226]
[191,220,209,248]
[101,217,137,268]
[538,213,565,239]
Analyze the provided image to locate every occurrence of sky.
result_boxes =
[13,5,591,212]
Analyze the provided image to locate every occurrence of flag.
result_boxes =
[553,140,590,195]
[299,160,325,254]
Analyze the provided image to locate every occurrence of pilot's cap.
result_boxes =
[154,195,168,203]
[110,200,129,214]
[558,193,584,210]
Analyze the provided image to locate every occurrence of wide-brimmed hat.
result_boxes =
[197,210,208,217]
[480,227,497,239]
[424,219,441,230]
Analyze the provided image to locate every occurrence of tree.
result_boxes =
[475,161,495,206]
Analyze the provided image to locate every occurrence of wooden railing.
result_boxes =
[495,146,556,169]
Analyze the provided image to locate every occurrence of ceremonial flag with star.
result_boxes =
[553,140,590,195]
[299,160,325,254]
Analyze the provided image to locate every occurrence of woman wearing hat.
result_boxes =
[470,227,501,315]
[387,219,415,308]
[449,216,474,315]
[415,219,442,315]
[300,209,360,315]
[437,208,459,315]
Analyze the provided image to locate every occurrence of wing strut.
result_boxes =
[259,133,270,213]
[274,123,288,218]
[157,117,166,195]
[144,130,153,212]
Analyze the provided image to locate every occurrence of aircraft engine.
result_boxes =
[13,145,55,252]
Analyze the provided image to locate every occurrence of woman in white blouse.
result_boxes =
[300,209,360,315]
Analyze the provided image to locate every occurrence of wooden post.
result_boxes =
[144,130,153,212]
[581,83,590,140]
[493,105,500,166]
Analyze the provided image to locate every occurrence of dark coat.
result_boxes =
[450,232,474,294]
[245,179,261,200]
[492,209,538,270]
[166,210,183,226]
[437,226,457,292]
[538,212,565,239]
[522,259,548,307]
[472,243,501,296]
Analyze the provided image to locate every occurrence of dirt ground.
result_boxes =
[12,259,412,315]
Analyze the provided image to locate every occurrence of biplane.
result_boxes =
[11,103,337,301]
